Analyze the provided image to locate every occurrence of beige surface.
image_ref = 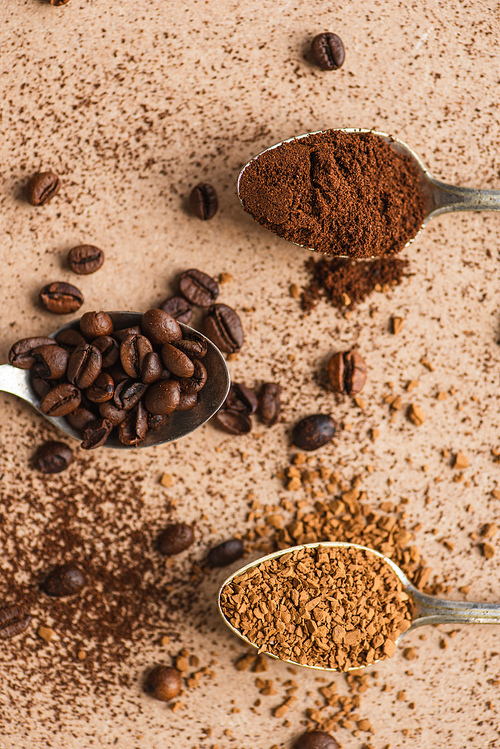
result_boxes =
[1,1,500,747]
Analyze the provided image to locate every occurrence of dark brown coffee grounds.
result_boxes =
[239,130,427,258]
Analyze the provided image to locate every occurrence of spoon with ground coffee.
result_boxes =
[237,128,500,259]
[0,312,230,448]
[219,541,500,672]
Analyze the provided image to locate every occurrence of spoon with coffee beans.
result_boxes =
[238,128,500,259]
[1,310,230,449]
[219,541,500,672]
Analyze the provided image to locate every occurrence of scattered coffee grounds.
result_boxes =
[239,130,426,258]
[301,255,410,312]
[221,545,412,671]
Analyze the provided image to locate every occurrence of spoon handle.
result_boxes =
[0,364,32,401]
[412,589,500,627]
[431,179,500,217]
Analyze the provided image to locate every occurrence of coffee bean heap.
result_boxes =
[215,381,282,435]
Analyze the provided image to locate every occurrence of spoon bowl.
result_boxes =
[0,312,231,448]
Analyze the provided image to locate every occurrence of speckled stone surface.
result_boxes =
[1,1,500,747]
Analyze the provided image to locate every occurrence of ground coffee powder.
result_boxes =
[239,130,427,258]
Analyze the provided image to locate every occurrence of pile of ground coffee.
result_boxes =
[239,130,427,258]
[221,545,412,671]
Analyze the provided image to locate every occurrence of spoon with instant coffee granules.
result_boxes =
[237,128,500,259]
[218,541,500,672]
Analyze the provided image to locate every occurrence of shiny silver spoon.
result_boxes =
[219,541,500,672]
[237,128,500,256]
[0,312,230,449]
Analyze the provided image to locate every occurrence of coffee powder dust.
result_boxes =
[239,130,427,258]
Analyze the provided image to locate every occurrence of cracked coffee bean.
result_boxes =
[81,418,113,449]
[0,605,31,639]
[113,379,148,410]
[35,441,73,473]
[146,665,182,702]
[26,171,60,205]
[179,269,219,307]
[67,245,104,275]
[141,308,182,346]
[79,311,113,340]
[120,334,153,378]
[157,523,195,556]
[179,358,207,394]
[189,183,218,220]
[161,343,194,378]
[328,350,367,395]
[8,337,56,369]
[215,410,252,435]
[208,538,244,567]
[99,401,127,426]
[118,402,148,445]
[311,32,345,70]
[67,343,102,389]
[39,282,84,315]
[203,304,243,354]
[42,564,86,597]
[32,345,69,379]
[258,382,282,426]
[40,383,81,416]
[225,383,258,414]
[292,414,337,451]
[294,731,340,749]
[160,296,193,324]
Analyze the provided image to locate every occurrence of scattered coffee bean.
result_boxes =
[179,269,219,307]
[160,296,193,324]
[67,406,97,432]
[161,343,195,378]
[42,564,86,597]
[86,372,114,403]
[56,328,88,352]
[99,401,127,426]
[120,334,153,378]
[0,605,31,639]
[311,32,345,71]
[294,732,340,749]
[93,335,119,367]
[8,337,56,369]
[179,358,207,394]
[118,403,148,445]
[39,282,84,314]
[35,441,73,473]
[176,392,198,411]
[114,379,148,411]
[26,171,60,206]
[67,245,104,275]
[215,410,252,435]
[80,311,114,340]
[173,334,207,359]
[67,343,102,389]
[81,418,113,449]
[203,304,243,354]
[40,383,81,416]
[208,538,244,567]
[157,523,195,556]
[144,380,181,415]
[145,665,182,702]
[258,382,282,426]
[32,345,69,379]
[225,383,258,414]
[189,183,218,220]
[142,308,182,346]
[141,351,163,384]
[292,414,337,451]
[328,350,367,395]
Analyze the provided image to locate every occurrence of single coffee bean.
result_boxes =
[159,296,193,324]
[67,245,104,275]
[141,351,163,384]
[328,350,367,395]
[292,414,337,451]
[32,345,69,379]
[0,605,31,639]
[225,383,258,414]
[86,372,114,403]
[67,406,96,432]
[40,383,81,416]
[258,382,282,426]
[113,325,142,343]
[56,328,88,352]
[294,731,340,749]
[99,400,128,426]
[26,171,60,206]
[31,375,52,399]
[173,334,207,359]
[147,413,168,431]
[80,311,114,339]
[114,379,148,410]
[203,304,243,354]
[145,665,182,702]
[39,282,84,314]
[189,183,218,220]
[67,343,102,389]
[105,362,129,385]
[161,343,195,378]
[81,418,113,449]
[144,380,181,415]
[157,523,195,556]
[93,335,119,367]
[42,564,86,597]
[179,269,219,307]
[141,308,182,346]
[8,336,56,369]
[179,359,207,394]
[311,33,345,71]
[118,402,148,445]
[35,441,73,473]
[176,392,198,411]
[215,409,252,435]
[120,334,153,378]
[208,538,244,567]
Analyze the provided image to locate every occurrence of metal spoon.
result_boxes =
[237,128,500,256]
[218,541,500,672]
[0,312,230,449]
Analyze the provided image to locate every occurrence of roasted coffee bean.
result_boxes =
[105,362,129,385]
[189,183,218,221]
[173,334,207,359]
[114,379,148,410]
[56,328,88,352]
[144,380,181,415]
[81,418,113,449]
[328,350,367,395]
[141,351,163,384]
[93,335,119,367]
[203,304,243,354]
[42,564,86,597]
[118,402,148,445]
[99,400,127,426]
[120,334,153,378]
[8,336,56,369]
[141,308,182,346]
[67,245,104,275]
[67,406,96,432]
[208,538,244,567]
[35,441,73,473]
[258,382,282,426]
[145,665,182,702]
[40,383,81,416]
[311,32,345,71]
[215,409,252,435]
[161,343,195,378]
[39,282,84,314]
[147,413,168,431]
[157,523,195,556]
[80,311,113,340]
[292,414,337,451]
[225,383,258,414]
[67,343,102,388]
[26,171,60,206]
[0,605,31,639]
[159,296,193,324]
[31,375,52,399]
[113,325,142,343]
[50,0,71,6]
[294,731,340,749]
[179,359,207,394]
[176,392,198,411]
[179,269,219,307]
[86,372,114,403]
[32,345,69,379]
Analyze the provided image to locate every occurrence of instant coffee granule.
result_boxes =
[239,130,427,258]
[221,545,413,671]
